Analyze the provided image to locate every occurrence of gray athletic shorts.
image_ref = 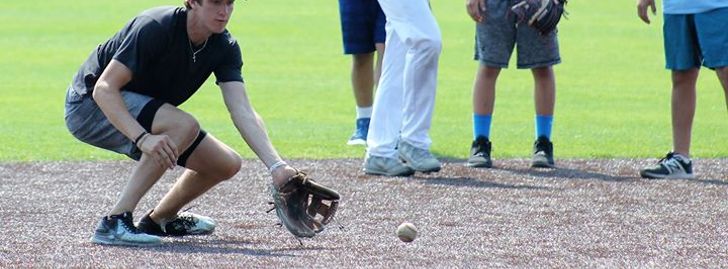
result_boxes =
[64,87,207,166]
[474,0,561,69]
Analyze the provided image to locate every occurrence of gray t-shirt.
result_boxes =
[71,6,243,106]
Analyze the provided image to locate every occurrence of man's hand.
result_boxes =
[271,164,297,188]
[466,0,487,22]
[637,0,656,24]
[138,134,178,169]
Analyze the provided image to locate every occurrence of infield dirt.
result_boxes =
[1,158,726,267]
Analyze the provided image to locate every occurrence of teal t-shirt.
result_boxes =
[664,0,728,14]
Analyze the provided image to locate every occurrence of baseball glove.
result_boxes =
[510,0,567,35]
[269,171,340,238]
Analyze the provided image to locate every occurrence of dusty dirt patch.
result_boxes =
[1,159,727,268]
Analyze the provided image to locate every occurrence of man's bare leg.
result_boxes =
[107,104,200,216]
[671,68,699,156]
[374,43,385,92]
[532,67,556,116]
[352,52,375,108]
[472,65,500,115]
[716,67,728,112]
[149,134,242,223]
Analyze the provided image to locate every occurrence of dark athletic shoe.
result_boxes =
[137,210,216,236]
[640,152,695,179]
[531,136,555,168]
[91,212,161,246]
[467,136,492,168]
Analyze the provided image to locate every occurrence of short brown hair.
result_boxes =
[184,0,202,9]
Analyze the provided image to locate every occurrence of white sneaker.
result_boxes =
[640,152,695,179]
[175,212,216,235]
[398,141,441,173]
[91,212,161,246]
[137,210,216,236]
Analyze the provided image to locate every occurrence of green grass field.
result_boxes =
[1,0,726,161]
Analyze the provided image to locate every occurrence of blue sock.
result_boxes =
[535,115,553,140]
[473,114,492,140]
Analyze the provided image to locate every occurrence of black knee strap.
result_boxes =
[177,130,207,167]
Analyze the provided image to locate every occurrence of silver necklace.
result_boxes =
[189,38,208,63]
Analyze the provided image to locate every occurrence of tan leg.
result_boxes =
[150,134,242,223]
[671,68,699,156]
[374,43,385,91]
[108,104,200,216]
[532,66,556,116]
[716,67,728,112]
[352,53,375,108]
[472,65,501,115]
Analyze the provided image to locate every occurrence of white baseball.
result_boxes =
[396,222,418,242]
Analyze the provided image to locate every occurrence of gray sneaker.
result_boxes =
[91,212,161,246]
[398,141,441,173]
[363,155,415,176]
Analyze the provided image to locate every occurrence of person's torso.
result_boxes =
[72,6,241,106]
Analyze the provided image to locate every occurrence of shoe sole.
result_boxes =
[531,161,555,168]
[136,221,216,237]
[347,139,366,146]
[415,167,441,173]
[640,171,695,180]
[363,168,415,177]
[150,229,215,237]
[91,236,161,247]
[466,161,492,168]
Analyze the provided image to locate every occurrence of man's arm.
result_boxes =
[93,59,178,169]
[637,0,657,24]
[219,81,296,185]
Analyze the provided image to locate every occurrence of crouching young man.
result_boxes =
[65,0,298,246]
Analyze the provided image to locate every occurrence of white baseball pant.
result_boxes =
[366,0,442,158]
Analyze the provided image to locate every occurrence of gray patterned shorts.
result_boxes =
[474,0,561,69]
[64,86,157,160]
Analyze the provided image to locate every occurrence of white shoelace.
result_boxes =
[662,158,685,174]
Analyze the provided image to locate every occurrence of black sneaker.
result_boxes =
[531,136,555,168]
[640,152,695,179]
[137,209,216,236]
[467,136,492,168]
[91,212,161,246]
